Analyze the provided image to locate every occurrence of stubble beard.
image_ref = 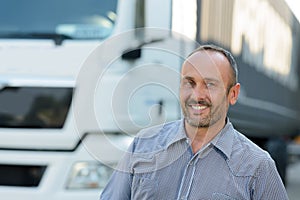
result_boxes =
[183,106,213,128]
[182,99,226,128]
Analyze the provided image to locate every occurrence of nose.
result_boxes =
[191,84,208,101]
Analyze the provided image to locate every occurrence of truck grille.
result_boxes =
[0,164,46,187]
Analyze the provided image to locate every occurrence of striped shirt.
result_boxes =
[100,119,288,200]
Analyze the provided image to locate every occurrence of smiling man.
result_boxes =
[100,45,288,200]
[180,46,240,154]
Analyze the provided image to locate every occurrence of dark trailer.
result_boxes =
[195,0,300,183]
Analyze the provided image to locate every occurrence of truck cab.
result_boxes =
[0,0,182,199]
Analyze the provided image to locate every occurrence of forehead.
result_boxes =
[182,50,231,82]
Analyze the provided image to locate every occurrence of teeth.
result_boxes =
[191,105,207,110]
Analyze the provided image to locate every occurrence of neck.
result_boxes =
[185,119,226,153]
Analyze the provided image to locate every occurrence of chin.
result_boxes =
[186,118,210,128]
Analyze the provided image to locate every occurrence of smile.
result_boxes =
[191,105,208,110]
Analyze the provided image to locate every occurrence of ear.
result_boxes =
[228,83,240,105]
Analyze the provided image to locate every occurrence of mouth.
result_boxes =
[187,100,211,113]
[191,105,208,111]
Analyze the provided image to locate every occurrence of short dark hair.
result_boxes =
[188,44,238,88]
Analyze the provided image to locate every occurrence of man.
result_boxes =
[101,45,288,199]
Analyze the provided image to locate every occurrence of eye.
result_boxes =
[182,79,195,88]
[206,82,215,87]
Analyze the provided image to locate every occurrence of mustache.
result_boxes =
[186,99,212,107]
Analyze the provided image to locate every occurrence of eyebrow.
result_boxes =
[203,78,220,83]
[181,76,220,84]
[181,76,194,81]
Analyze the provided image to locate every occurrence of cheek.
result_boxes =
[211,91,228,105]
[179,87,191,102]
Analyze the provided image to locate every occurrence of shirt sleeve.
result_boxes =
[252,158,289,200]
[100,141,135,200]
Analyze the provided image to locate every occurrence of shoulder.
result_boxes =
[227,130,274,177]
[131,120,183,153]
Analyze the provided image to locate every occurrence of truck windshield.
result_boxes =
[0,87,73,129]
[0,0,117,40]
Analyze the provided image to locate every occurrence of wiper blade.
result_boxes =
[0,32,73,45]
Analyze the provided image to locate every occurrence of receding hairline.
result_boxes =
[187,44,238,87]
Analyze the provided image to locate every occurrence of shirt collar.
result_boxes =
[211,119,235,159]
[166,118,234,159]
[166,119,187,148]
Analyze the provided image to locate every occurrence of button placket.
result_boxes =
[177,155,198,200]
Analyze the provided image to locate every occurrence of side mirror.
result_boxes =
[121,48,142,60]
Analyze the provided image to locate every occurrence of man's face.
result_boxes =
[180,50,239,128]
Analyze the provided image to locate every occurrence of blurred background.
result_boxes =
[0,0,299,199]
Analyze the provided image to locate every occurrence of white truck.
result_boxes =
[0,0,187,199]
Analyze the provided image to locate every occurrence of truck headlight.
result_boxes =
[66,161,115,189]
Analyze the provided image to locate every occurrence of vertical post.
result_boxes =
[135,0,145,40]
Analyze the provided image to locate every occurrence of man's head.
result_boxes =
[180,44,240,128]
